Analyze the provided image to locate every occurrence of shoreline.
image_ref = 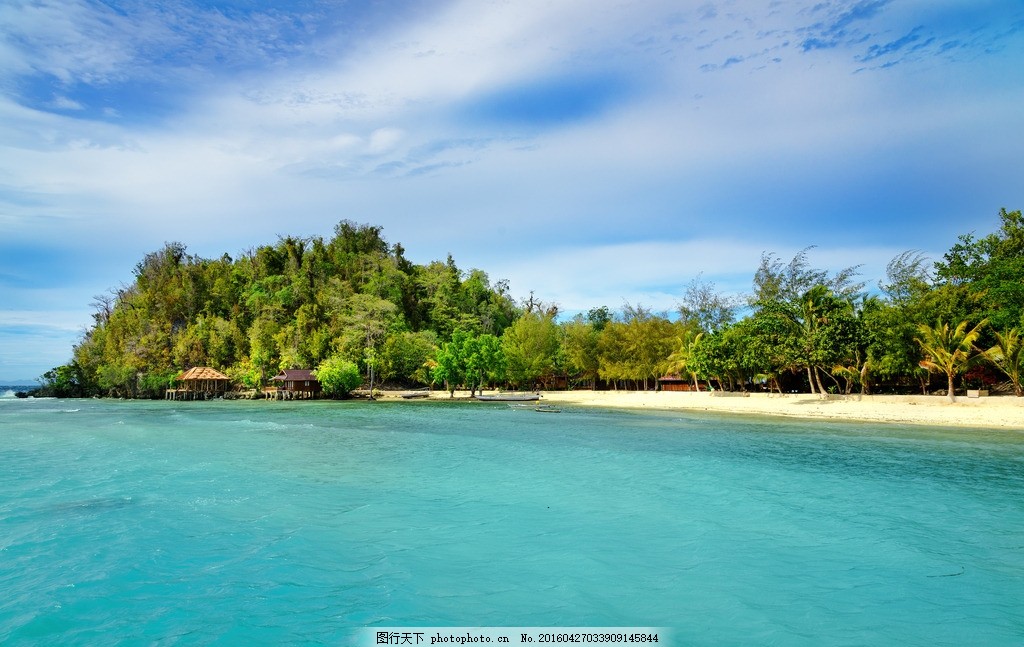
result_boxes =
[409,389,1024,430]
[12,388,1023,430]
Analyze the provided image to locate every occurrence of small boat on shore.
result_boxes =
[400,390,430,399]
[475,393,541,402]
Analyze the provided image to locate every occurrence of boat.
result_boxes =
[534,405,561,413]
[400,390,430,399]
[474,393,541,402]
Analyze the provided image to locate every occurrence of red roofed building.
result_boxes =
[270,369,322,399]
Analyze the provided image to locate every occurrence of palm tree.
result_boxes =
[666,331,704,391]
[983,328,1023,396]
[795,285,856,396]
[914,319,988,403]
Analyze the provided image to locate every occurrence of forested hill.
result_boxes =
[53,221,521,397]
[40,209,1024,400]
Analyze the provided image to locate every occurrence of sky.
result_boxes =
[1,0,1023,382]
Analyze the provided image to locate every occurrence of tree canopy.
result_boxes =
[57,221,518,398]
[40,209,1024,401]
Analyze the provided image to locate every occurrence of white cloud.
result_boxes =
[366,127,404,155]
[0,309,89,332]
[1,0,1022,381]
[0,307,92,380]
[0,0,133,84]
[49,96,84,110]
[483,238,918,314]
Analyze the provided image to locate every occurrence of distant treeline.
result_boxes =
[39,210,1024,400]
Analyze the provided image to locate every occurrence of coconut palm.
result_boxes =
[666,331,703,390]
[983,328,1023,396]
[914,319,988,403]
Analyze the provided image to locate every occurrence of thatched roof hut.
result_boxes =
[174,367,231,395]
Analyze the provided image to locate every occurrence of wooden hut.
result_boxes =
[658,375,703,392]
[268,369,322,400]
[166,367,232,400]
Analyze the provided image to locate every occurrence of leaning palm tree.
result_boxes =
[983,328,1023,396]
[915,318,988,403]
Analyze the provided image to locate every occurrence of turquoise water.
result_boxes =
[1,396,1023,646]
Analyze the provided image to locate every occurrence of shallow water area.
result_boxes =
[1,397,1023,645]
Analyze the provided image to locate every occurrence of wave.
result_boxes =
[1,387,37,399]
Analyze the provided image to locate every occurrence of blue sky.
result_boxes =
[1,0,1023,382]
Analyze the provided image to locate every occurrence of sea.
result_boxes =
[1,391,1023,646]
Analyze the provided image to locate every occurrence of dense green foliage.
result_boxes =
[679,209,1024,397]
[40,210,1024,399]
[314,356,363,397]
[55,221,518,398]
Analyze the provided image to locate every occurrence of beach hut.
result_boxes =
[167,367,232,400]
[658,375,702,392]
[269,369,322,400]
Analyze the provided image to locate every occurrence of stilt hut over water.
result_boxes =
[166,367,232,400]
[268,369,322,400]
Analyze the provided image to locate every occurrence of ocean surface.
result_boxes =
[1,393,1023,646]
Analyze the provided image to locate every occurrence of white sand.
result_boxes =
[401,388,1024,429]
[533,390,1024,430]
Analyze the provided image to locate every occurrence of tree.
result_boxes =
[315,355,362,398]
[248,316,281,383]
[62,212,1024,400]
[750,285,860,395]
[380,331,438,385]
[473,333,506,391]
[666,330,704,390]
[96,363,136,398]
[502,312,559,388]
[456,332,505,396]
[751,247,863,308]
[432,330,472,397]
[738,309,800,394]
[983,328,1024,396]
[329,220,390,288]
[935,209,1024,331]
[748,249,865,394]
[678,274,737,333]
[880,250,931,305]
[40,363,88,398]
[597,320,629,389]
[562,315,601,389]
[688,327,745,391]
[619,305,678,390]
[333,293,399,394]
[915,319,988,402]
[49,221,535,398]
[415,257,464,339]
[866,256,938,393]
[797,286,860,395]
[333,294,397,355]
[458,270,518,336]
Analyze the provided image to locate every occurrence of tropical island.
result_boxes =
[33,211,1024,421]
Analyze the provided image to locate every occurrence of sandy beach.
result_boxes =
[411,389,1024,430]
